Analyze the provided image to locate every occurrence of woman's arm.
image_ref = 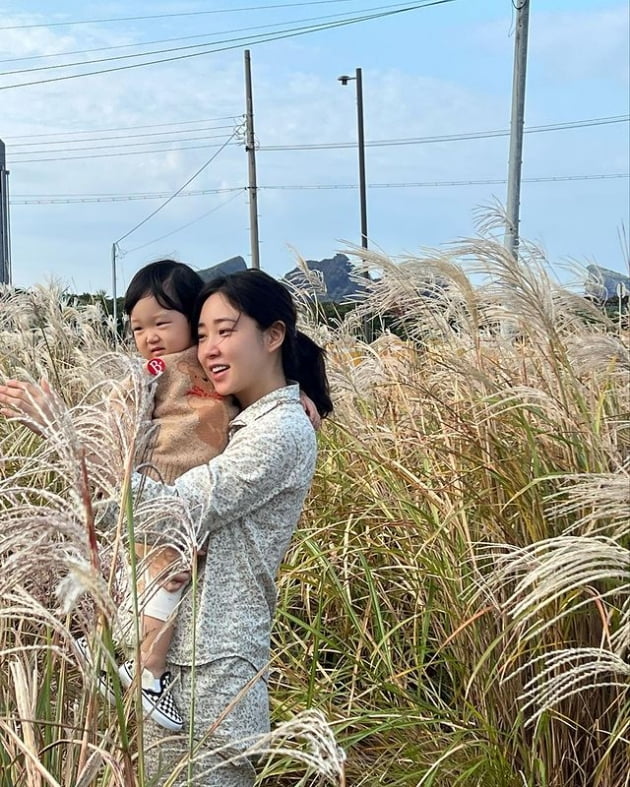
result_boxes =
[0,379,60,436]
[132,408,316,544]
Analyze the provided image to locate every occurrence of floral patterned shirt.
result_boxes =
[130,384,317,669]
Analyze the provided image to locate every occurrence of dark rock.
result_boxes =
[197,256,247,282]
[283,253,365,303]
[586,264,630,302]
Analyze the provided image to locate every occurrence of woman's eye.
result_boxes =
[218,329,232,337]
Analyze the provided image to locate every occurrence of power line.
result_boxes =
[8,125,239,147]
[2,116,241,140]
[10,143,235,164]
[258,174,630,188]
[0,2,455,91]
[9,173,629,205]
[259,115,630,150]
[9,132,240,155]
[0,1,361,30]
[124,190,245,254]
[115,128,242,244]
[0,2,429,68]
[8,114,628,163]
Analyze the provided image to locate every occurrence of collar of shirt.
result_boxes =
[229,383,301,436]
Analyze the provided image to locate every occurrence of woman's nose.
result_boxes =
[200,338,220,359]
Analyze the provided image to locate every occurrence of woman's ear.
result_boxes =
[266,320,286,352]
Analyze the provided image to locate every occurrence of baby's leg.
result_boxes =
[138,545,187,677]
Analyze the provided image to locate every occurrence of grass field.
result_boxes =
[1,236,628,786]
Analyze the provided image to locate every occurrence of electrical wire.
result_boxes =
[9,114,628,163]
[0,1,362,30]
[123,190,245,254]
[0,2,455,91]
[0,2,438,68]
[1,116,241,140]
[259,115,630,150]
[11,188,243,205]
[115,127,242,244]
[8,133,240,155]
[8,125,239,147]
[10,173,629,205]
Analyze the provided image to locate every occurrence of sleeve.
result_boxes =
[130,413,303,543]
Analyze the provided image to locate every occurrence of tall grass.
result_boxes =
[1,236,628,786]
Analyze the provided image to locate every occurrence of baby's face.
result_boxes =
[130,295,192,359]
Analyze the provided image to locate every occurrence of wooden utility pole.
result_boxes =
[505,0,530,257]
[244,50,260,269]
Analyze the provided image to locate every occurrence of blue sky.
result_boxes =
[1,0,628,295]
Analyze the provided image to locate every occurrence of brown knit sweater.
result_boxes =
[143,346,238,485]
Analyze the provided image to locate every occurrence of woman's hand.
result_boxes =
[0,378,58,436]
[299,391,321,431]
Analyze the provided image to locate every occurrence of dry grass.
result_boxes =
[1,235,629,786]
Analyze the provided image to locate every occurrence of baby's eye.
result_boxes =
[132,326,142,333]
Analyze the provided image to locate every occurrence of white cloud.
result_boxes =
[1,3,628,292]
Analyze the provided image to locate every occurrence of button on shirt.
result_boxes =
[131,384,317,669]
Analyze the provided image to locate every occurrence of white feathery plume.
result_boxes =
[157,708,346,786]
[477,536,629,644]
[516,648,630,726]
[550,469,630,538]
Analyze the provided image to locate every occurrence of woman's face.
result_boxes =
[129,295,193,360]
[197,292,285,408]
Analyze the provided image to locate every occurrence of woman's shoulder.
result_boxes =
[233,390,317,451]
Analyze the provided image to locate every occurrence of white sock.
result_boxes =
[142,585,183,621]
[141,668,162,692]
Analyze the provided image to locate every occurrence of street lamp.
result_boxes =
[338,68,368,250]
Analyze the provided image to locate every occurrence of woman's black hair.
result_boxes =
[124,259,203,328]
[195,269,332,418]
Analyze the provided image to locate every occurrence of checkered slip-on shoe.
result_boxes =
[74,635,117,705]
[119,661,184,732]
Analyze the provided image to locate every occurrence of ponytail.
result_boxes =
[291,331,332,418]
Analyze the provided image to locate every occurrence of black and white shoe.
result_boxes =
[74,635,116,704]
[118,661,184,732]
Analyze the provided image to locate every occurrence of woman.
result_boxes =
[131,269,332,786]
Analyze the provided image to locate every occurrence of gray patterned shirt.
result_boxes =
[131,383,317,669]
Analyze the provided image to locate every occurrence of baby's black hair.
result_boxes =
[124,260,203,328]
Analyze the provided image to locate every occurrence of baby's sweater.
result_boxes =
[143,346,238,484]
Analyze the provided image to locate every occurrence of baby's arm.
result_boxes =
[299,390,321,431]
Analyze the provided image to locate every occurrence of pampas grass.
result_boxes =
[1,229,628,786]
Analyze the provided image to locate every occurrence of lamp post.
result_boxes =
[338,68,368,250]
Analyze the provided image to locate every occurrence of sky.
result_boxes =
[1,0,628,296]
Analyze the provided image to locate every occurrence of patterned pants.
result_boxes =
[142,657,269,787]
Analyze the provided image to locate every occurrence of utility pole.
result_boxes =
[338,69,368,249]
[0,139,11,285]
[244,49,260,269]
[505,0,531,258]
[355,68,368,250]
[111,242,118,337]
